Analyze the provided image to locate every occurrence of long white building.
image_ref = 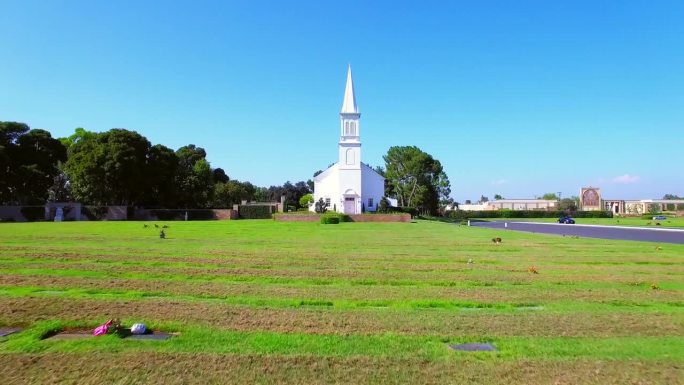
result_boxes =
[311,66,385,214]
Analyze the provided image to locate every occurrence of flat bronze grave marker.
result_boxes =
[0,327,22,338]
[448,343,497,352]
[127,332,174,340]
[49,332,93,340]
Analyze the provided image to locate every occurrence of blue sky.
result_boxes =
[1,0,682,201]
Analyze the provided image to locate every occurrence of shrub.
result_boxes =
[239,205,273,219]
[20,206,45,222]
[320,213,351,224]
[320,215,340,224]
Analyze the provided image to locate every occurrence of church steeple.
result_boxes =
[339,65,361,170]
[339,65,361,141]
[341,65,358,114]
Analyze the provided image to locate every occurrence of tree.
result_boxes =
[0,122,67,204]
[64,128,151,205]
[383,146,451,214]
[266,181,311,208]
[494,194,503,200]
[15,129,67,204]
[174,145,214,208]
[212,180,255,208]
[253,187,269,202]
[558,198,578,211]
[378,196,390,212]
[542,193,559,200]
[299,193,314,208]
[145,144,179,207]
[212,168,230,184]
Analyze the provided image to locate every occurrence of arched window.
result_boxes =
[350,122,356,136]
[346,148,355,165]
[344,122,349,135]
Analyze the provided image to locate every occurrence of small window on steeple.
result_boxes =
[350,122,356,136]
[344,122,350,135]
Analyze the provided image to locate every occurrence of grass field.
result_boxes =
[1,220,683,384]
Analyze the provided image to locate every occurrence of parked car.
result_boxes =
[558,216,575,224]
[653,215,667,220]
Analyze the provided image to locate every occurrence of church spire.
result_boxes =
[340,65,358,114]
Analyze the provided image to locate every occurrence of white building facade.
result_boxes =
[311,66,385,214]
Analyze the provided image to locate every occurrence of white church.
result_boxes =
[311,66,385,214]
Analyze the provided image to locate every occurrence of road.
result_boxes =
[468,221,684,244]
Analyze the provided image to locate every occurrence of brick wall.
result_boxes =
[275,214,319,222]
[275,213,411,222]
[349,214,412,222]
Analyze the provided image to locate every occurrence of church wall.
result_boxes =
[312,168,340,212]
[361,168,385,212]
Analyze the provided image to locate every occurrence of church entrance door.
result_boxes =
[344,197,356,214]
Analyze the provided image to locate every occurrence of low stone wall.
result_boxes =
[275,214,319,222]
[135,209,238,221]
[275,213,412,222]
[214,209,239,220]
[0,206,26,222]
[349,214,412,222]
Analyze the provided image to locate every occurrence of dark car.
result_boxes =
[558,216,575,224]
[653,215,667,220]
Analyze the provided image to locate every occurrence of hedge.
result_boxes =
[320,213,351,224]
[149,209,216,220]
[239,205,273,219]
[320,216,340,224]
[377,206,418,217]
[20,206,45,221]
[444,210,613,220]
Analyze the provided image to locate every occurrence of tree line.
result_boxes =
[1,121,452,214]
[0,122,314,209]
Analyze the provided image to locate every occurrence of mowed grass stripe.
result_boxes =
[3,297,682,337]
[3,274,683,305]
[0,264,684,291]
[1,253,682,279]
[1,285,682,315]
[2,321,683,361]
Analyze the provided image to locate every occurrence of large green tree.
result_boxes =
[383,146,451,214]
[212,180,256,208]
[145,144,179,207]
[64,128,151,205]
[174,145,215,208]
[0,122,66,204]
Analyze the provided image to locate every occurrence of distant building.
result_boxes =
[449,199,557,211]
[603,199,684,215]
[488,199,557,211]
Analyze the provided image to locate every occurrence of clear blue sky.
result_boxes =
[2,0,682,201]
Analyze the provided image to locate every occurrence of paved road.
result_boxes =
[469,221,684,244]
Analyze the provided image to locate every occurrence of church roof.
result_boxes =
[340,65,359,114]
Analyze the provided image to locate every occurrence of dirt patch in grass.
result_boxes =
[1,297,681,337]
[2,352,681,385]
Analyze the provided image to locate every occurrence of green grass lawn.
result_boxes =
[1,220,683,384]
